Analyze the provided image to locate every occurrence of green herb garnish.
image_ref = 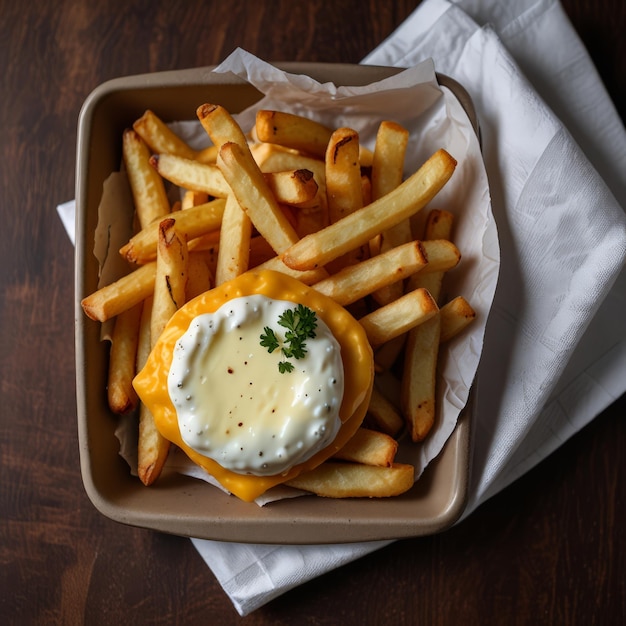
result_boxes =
[260,304,318,373]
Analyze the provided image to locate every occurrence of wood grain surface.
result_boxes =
[1,1,624,624]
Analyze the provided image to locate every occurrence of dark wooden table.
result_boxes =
[1,1,624,624]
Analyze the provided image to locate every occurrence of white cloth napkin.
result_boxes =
[61,0,626,615]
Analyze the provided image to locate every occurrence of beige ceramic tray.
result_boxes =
[75,63,476,544]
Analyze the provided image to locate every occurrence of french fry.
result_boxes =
[136,296,170,487]
[402,209,454,442]
[312,240,427,306]
[373,334,407,372]
[263,168,318,206]
[325,127,367,269]
[133,109,198,160]
[256,255,328,285]
[120,198,226,264]
[255,110,333,159]
[402,315,440,441]
[154,153,320,208]
[150,154,231,197]
[251,144,329,236]
[424,208,455,241]
[151,218,188,341]
[122,129,171,229]
[217,142,299,254]
[215,193,252,285]
[366,386,404,437]
[416,239,461,274]
[326,128,363,223]
[197,103,250,152]
[371,121,409,200]
[359,287,438,347]
[181,190,210,210]
[81,262,156,322]
[285,462,414,498]
[371,121,412,304]
[136,295,153,373]
[195,144,219,164]
[333,428,398,466]
[185,251,213,301]
[107,302,142,414]
[440,296,476,343]
[282,149,457,270]
[139,218,188,486]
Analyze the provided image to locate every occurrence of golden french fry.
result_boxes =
[325,127,366,269]
[251,145,329,236]
[137,401,170,487]
[151,218,188,341]
[133,110,198,160]
[107,302,142,414]
[282,149,457,271]
[138,219,188,486]
[360,174,372,208]
[252,143,326,195]
[371,121,412,304]
[424,208,455,241]
[251,142,309,169]
[359,145,374,168]
[402,315,441,442]
[217,142,299,254]
[215,194,252,285]
[312,240,427,306]
[136,295,153,372]
[326,127,363,223]
[120,198,226,264]
[154,154,318,206]
[135,296,170,487]
[440,296,476,343]
[195,144,219,164]
[417,239,461,275]
[122,129,171,229]
[264,168,319,206]
[197,103,250,152]
[371,121,409,200]
[150,153,231,197]
[256,255,328,285]
[185,251,213,301]
[81,262,156,322]
[366,386,405,437]
[402,210,455,441]
[333,428,398,467]
[359,287,438,347]
[373,334,406,372]
[285,462,414,498]
[255,110,333,159]
[181,190,210,210]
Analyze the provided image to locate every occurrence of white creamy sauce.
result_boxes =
[168,295,344,476]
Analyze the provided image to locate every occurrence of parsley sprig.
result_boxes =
[260,304,318,373]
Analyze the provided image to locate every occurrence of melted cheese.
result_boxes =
[133,269,374,502]
[168,294,344,476]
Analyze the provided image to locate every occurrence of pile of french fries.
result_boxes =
[81,104,476,499]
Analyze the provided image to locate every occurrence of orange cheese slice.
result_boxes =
[133,269,374,501]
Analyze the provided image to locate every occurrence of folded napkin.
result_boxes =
[61,0,626,615]
[193,0,626,614]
